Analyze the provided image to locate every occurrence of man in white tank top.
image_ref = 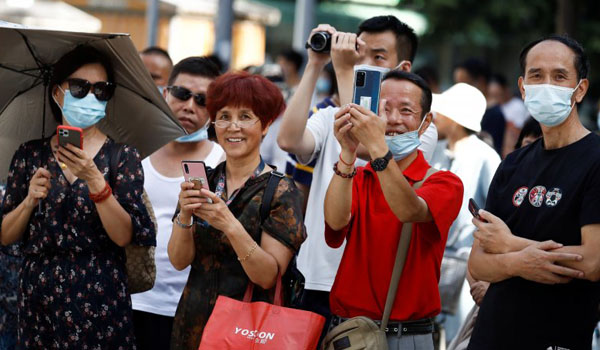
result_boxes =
[132,56,225,350]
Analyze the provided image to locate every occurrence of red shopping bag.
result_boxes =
[198,275,325,350]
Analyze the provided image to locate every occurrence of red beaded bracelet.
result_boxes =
[333,161,357,178]
[89,181,112,203]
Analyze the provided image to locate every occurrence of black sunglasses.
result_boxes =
[65,78,115,101]
[167,86,206,107]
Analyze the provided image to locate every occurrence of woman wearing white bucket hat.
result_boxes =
[429,83,501,345]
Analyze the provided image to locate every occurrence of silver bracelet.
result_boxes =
[175,213,193,228]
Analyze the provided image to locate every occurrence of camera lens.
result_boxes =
[308,32,331,53]
[356,71,366,87]
[184,164,189,174]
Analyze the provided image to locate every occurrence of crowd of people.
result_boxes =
[1,13,600,350]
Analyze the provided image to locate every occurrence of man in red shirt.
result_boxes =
[324,70,463,349]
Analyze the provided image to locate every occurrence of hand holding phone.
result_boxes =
[181,160,212,204]
[57,125,83,149]
[468,198,488,222]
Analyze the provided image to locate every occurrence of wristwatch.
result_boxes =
[370,150,393,171]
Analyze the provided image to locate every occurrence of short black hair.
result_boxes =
[455,58,491,84]
[519,34,589,80]
[382,70,432,119]
[278,49,304,73]
[141,46,173,66]
[357,15,418,62]
[206,54,225,73]
[49,45,114,123]
[168,56,221,86]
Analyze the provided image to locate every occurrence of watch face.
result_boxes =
[371,158,387,171]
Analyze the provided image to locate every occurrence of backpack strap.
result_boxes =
[259,171,285,223]
[380,167,438,330]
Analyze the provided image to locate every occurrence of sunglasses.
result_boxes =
[167,86,206,107]
[65,78,115,101]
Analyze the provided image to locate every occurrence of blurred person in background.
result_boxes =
[131,57,224,350]
[415,65,441,93]
[488,73,530,158]
[454,58,506,155]
[277,49,304,102]
[140,46,173,94]
[514,117,542,149]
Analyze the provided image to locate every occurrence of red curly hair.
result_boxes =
[206,71,286,130]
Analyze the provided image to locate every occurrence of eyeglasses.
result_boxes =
[167,86,206,107]
[65,78,115,101]
[212,119,260,129]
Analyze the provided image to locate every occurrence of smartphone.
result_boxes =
[181,160,212,203]
[57,125,83,149]
[352,65,390,114]
[468,198,487,222]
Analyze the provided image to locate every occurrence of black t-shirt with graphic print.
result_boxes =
[468,133,600,350]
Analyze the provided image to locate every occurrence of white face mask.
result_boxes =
[384,116,426,161]
[523,81,581,127]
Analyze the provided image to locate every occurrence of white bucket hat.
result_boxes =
[431,83,486,132]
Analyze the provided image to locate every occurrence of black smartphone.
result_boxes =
[468,198,487,222]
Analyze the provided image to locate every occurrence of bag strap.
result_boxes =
[380,167,438,330]
[260,170,285,223]
[242,170,285,304]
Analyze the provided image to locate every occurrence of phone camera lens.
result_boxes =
[184,164,189,174]
[356,71,366,87]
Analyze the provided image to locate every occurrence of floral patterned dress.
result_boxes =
[0,137,156,349]
[170,162,307,350]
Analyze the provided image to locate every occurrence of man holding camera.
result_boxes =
[324,71,463,349]
[277,15,437,335]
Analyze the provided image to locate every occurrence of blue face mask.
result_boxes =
[523,81,581,127]
[175,122,209,143]
[316,78,331,94]
[385,117,426,161]
[56,87,107,129]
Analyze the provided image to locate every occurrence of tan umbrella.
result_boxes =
[0,23,186,182]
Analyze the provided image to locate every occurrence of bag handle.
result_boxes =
[243,271,284,306]
[380,167,438,331]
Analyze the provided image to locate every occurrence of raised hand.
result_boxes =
[333,104,360,157]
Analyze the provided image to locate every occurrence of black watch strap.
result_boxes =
[370,150,393,171]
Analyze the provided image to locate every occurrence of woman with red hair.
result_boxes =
[167,72,307,349]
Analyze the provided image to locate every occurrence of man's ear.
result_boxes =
[574,78,589,104]
[517,76,525,101]
[418,112,432,137]
[396,60,411,72]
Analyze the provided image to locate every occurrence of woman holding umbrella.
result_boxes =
[0,46,155,348]
[168,72,307,349]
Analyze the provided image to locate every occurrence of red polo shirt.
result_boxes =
[325,151,463,321]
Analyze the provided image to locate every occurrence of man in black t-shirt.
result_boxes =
[467,35,600,350]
